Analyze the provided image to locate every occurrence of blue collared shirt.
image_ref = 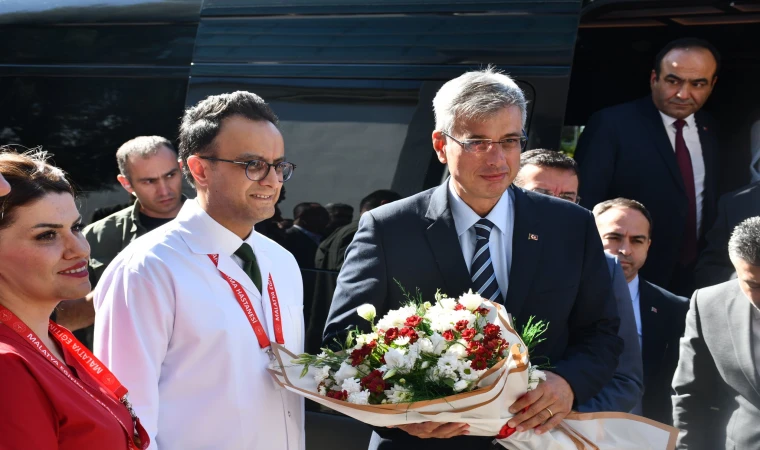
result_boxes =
[447,179,515,300]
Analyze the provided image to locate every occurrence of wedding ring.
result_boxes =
[546,407,554,418]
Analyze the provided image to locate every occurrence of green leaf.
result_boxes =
[383,368,397,380]
[300,364,310,379]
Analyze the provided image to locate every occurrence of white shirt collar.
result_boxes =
[447,179,511,238]
[628,273,641,299]
[659,110,697,130]
[177,198,256,257]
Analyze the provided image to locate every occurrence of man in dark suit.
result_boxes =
[324,68,622,450]
[673,217,760,449]
[694,181,760,287]
[575,38,721,297]
[306,189,402,354]
[593,198,688,425]
[514,149,644,413]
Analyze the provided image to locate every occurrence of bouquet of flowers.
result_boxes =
[268,289,678,449]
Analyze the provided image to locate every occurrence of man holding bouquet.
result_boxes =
[325,68,622,449]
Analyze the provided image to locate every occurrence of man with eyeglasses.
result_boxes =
[325,68,622,450]
[513,149,644,415]
[93,91,305,450]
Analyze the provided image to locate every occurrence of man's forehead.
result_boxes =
[661,48,716,76]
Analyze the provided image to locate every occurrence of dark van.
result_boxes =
[2,1,758,448]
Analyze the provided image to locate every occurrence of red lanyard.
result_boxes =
[208,253,284,349]
[0,305,146,449]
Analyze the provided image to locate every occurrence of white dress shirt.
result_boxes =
[93,199,305,450]
[627,275,643,351]
[752,305,760,377]
[448,180,515,299]
[659,111,706,236]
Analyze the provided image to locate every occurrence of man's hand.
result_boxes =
[507,371,574,435]
[393,422,469,439]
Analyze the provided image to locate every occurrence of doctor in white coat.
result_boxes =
[93,91,305,450]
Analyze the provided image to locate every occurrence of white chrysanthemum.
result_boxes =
[354,332,378,349]
[458,289,484,311]
[384,348,407,370]
[341,377,362,394]
[376,305,417,331]
[451,309,476,326]
[434,354,460,380]
[384,384,412,403]
[348,390,371,405]
[314,365,331,385]
[453,380,469,392]
[318,385,327,396]
[333,362,358,386]
[458,364,486,382]
[439,297,457,310]
[357,304,377,322]
[393,336,411,346]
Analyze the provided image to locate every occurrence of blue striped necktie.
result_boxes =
[471,219,502,302]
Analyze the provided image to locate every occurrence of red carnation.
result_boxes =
[326,390,348,401]
[350,341,377,366]
[454,303,466,311]
[442,330,455,341]
[461,328,477,341]
[384,327,399,344]
[477,307,490,316]
[399,327,419,344]
[467,340,486,356]
[455,320,469,332]
[360,370,388,394]
[470,357,487,370]
[404,315,423,327]
[484,324,501,339]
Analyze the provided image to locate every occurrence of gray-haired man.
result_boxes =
[324,68,622,450]
[673,216,760,449]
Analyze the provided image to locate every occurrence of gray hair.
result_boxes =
[116,136,176,179]
[433,66,528,134]
[729,217,760,265]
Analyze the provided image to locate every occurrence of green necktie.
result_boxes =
[234,243,262,294]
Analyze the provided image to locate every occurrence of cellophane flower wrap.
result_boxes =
[268,290,678,449]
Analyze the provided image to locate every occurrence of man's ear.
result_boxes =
[186,155,209,188]
[116,174,135,196]
[650,70,658,88]
[432,130,448,164]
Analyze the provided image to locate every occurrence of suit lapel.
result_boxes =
[640,96,686,195]
[424,183,471,299]
[725,290,760,403]
[639,280,660,375]
[504,186,541,320]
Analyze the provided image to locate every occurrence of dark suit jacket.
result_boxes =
[324,183,623,450]
[638,278,688,425]
[673,280,760,449]
[575,95,719,291]
[284,226,320,332]
[694,181,760,288]
[578,254,643,413]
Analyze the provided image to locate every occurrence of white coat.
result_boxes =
[93,199,305,450]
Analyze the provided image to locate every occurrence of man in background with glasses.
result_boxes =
[513,149,644,415]
[324,68,622,450]
[93,91,305,450]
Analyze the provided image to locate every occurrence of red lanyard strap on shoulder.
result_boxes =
[0,305,145,449]
[208,254,284,348]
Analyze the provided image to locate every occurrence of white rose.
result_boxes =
[458,289,484,311]
[357,304,377,322]
[439,297,457,310]
[445,340,468,359]
[348,390,371,405]
[453,380,469,392]
[333,362,358,385]
[341,377,362,394]
[384,348,407,370]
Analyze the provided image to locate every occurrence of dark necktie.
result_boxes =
[234,243,263,294]
[673,119,697,264]
[471,219,502,302]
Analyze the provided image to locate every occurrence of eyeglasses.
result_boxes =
[529,188,581,204]
[441,131,527,153]
[199,156,296,182]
